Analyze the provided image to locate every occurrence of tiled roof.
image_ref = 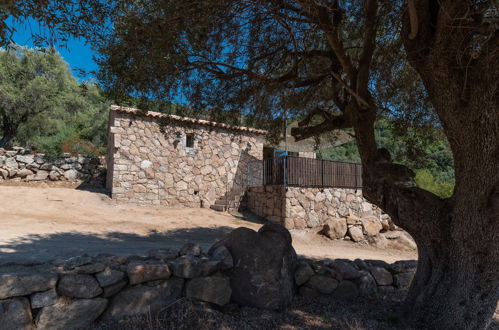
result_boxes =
[110,105,267,135]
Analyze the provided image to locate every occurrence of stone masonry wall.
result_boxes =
[245,186,384,229]
[0,244,416,329]
[107,110,264,207]
[0,147,104,183]
[243,186,416,249]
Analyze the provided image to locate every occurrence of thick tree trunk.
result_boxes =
[356,97,498,329]
[0,134,14,148]
[403,192,499,329]
[0,116,17,148]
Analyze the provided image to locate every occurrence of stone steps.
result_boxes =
[210,204,227,212]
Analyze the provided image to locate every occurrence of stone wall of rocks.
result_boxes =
[295,257,416,299]
[0,147,104,183]
[0,243,234,329]
[0,242,416,330]
[245,186,384,229]
[107,109,264,207]
[243,186,415,248]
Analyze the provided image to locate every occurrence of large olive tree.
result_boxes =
[2,1,497,328]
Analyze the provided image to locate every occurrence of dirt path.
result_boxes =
[0,185,416,264]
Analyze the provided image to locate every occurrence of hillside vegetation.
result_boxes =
[318,120,454,198]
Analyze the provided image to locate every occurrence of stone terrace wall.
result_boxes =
[245,186,385,229]
[107,110,264,207]
[0,147,104,183]
[243,186,410,247]
[0,244,416,329]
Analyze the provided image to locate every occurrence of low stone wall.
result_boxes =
[0,147,104,183]
[243,186,415,247]
[245,185,384,228]
[0,243,416,329]
[295,258,416,299]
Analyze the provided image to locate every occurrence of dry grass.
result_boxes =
[96,295,417,330]
[94,294,499,330]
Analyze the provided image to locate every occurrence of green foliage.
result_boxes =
[415,169,453,199]
[317,140,361,163]
[0,46,110,155]
[318,118,455,197]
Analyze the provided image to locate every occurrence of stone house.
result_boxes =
[106,105,388,234]
[106,105,266,208]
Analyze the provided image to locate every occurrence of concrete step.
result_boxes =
[210,204,227,212]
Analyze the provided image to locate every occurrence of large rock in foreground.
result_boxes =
[210,223,297,310]
[102,278,184,321]
[0,297,33,330]
[35,298,107,330]
[0,267,58,299]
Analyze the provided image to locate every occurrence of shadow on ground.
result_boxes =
[0,226,236,265]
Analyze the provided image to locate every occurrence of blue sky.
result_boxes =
[7,17,98,81]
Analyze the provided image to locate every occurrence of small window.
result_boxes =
[185,134,195,148]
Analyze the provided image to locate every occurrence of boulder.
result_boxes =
[172,256,204,278]
[0,168,8,180]
[148,248,178,260]
[57,274,102,298]
[185,276,231,306]
[179,243,202,257]
[15,155,34,164]
[0,271,57,299]
[320,218,347,239]
[360,216,383,236]
[102,279,127,298]
[5,150,17,156]
[331,280,359,299]
[348,226,364,242]
[305,275,338,294]
[16,169,33,178]
[199,259,221,276]
[346,215,359,225]
[40,164,54,171]
[127,262,171,285]
[355,271,378,296]
[33,170,49,181]
[63,255,92,270]
[5,158,18,169]
[75,263,106,274]
[95,268,125,287]
[34,154,46,164]
[294,262,314,286]
[30,288,58,309]
[394,272,415,290]
[388,260,417,274]
[48,171,60,181]
[102,278,183,321]
[0,297,33,330]
[298,286,321,297]
[208,245,233,270]
[63,170,78,181]
[332,260,362,280]
[370,267,393,286]
[36,298,107,330]
[210,223,297,310]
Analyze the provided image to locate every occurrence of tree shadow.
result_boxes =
[0,226,236,265]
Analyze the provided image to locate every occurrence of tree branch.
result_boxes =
[291,112,351,141]
[357,0,379,98]
[407,0,419,39]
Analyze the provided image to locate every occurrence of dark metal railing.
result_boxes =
[263,156,362,189]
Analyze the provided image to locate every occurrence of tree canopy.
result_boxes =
[0,46,109,155]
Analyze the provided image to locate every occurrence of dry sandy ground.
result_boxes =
[0,185,416,265]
